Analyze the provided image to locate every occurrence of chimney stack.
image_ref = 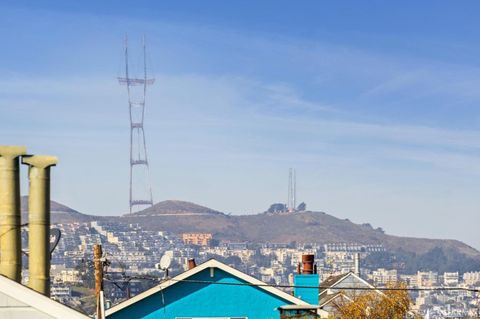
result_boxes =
[301,254,314,274]
[0,146,27,282]
[294,254,319,305]
[354,253,360,276]
[22,155,58,296]
[187,258,196,270]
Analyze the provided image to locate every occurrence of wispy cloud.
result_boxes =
[4,73,479,176]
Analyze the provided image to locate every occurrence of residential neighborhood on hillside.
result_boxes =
[40,220,479,318]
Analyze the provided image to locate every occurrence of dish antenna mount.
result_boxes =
[158,254,172,278]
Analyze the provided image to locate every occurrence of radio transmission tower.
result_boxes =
[118,35,154,214]
[287,168,296,212]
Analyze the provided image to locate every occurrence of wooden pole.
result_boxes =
[94,244,103,319]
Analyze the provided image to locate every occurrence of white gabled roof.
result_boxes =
[106,259,309,316]
[320,271,383,297]
[0,275,90,319]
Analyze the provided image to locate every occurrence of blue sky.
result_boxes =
[2,1,480,249]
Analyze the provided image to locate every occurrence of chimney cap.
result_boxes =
[187,258,196,270]
[22,155,58,168]
[0,145,27,158]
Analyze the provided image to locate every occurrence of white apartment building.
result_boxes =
[443,272,459,286]
[371,268,398,286]
[54,269,82,284]
[463,271,480,285]
[417,271,438,287]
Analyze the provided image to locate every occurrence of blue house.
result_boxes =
[105,259,321,319]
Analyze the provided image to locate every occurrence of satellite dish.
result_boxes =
[22,229,61,259]
[159,254,172,270]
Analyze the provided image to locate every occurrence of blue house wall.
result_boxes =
[294,274,319,305]
[107,268,298,319]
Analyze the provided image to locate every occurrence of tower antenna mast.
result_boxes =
[293,168,296,210]
[118,34,155,214]
[287,168,297,212]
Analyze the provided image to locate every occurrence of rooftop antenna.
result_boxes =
[287,168,296,212]
[293,168,296,210]
[118,34,155,214]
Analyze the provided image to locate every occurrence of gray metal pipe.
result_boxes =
[0,145,27,282]
[22,155,57,296]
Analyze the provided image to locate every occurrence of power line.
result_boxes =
[0,223,28,238]
[169,278,480,293]
[101,269,480,293]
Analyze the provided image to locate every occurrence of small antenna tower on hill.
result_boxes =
[287,168,296,212]
[118,34,154,214]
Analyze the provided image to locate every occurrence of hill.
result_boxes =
[36,198,480,273]
[20,196,95,224]
[126,200,224,217]
[120,204,480,273]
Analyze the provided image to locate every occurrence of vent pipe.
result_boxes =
[22,155,57,296]
[301,254,314,274]
[354,253,360,276]
[0,146,26,282]
[187,258,196,270]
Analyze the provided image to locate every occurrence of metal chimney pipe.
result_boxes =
[0,146,27,282]
[187,258,196,270]
[22,155,57,296]
[301,254,314,275]
[354,253,360,276]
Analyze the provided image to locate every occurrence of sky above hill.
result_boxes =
[1,1,480,249]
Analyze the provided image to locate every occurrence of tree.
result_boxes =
[330,282,422,319]
[266,203,286,213]
[297,202,307,211]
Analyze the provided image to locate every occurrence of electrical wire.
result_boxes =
[167,278,480,293]
[0,223,28,238]
[96,257,479,318]
[103,270,480,293]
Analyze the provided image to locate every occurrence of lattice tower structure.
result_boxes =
[118,35,154,214]
[287,168,296,212]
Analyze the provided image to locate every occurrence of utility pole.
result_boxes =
[94,244,104,319]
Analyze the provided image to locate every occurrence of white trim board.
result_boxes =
[0,275,89,319]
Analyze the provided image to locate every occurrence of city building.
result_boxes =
[463,271,480,285]
[182,233,213,246]
[370,268,398,286]
[416,271,438,288]
[443,272,459,286]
